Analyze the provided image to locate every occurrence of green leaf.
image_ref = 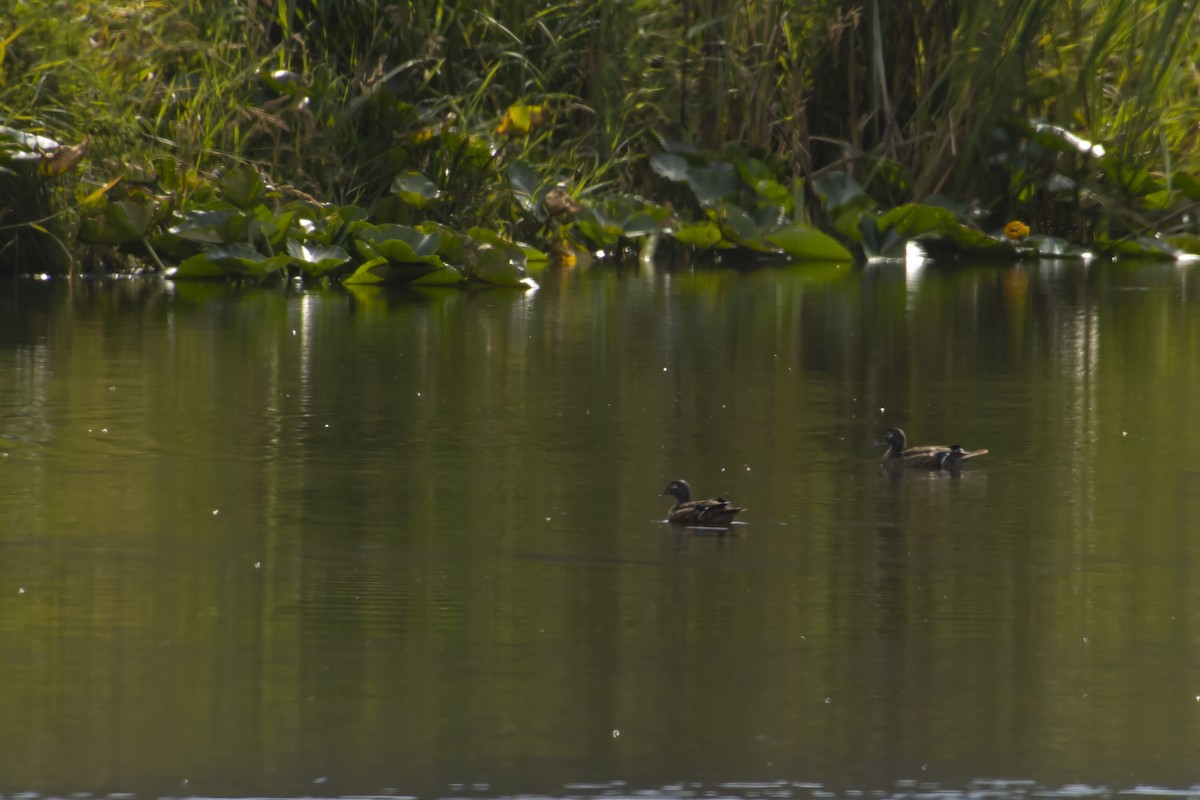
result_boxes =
[1104,235,1180,260]
[353,223,443,265]
[77,198,163,244]
[353,238,442,266]
[286,240,350,277]
[650,153,690,183]
[650,153,736,208]
[343,256,392,285]
[390,171,442,208]
[713,203,773,251]
[767,224,853,261]
[343,256,441,284]
[1172,172,1200,201]
[814,171,877,241]
[1100,155,1163,198]
[441,131,495,168]
[417,221,468,265]
[507,161,542,217]
[621,211,664,238]
[261,208,299,246]
[465,227,526,259]
[171,253,229,279]
[735,154,791,210]
[859,216,905,261]
[875,203,956,238]
[459,229,532,284]
[204,243,290,280]
[221,166,267,209]
[169,209,249,245]
[874,203,1012,258]
[522,243,549,267]
[813,171,873,213]
[467,244,528,286]
[575,207,623,247]
[670,220,722,248]
[410,265,466,285]
[686,162,738,208]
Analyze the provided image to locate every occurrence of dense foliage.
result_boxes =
[3,0,1200,281]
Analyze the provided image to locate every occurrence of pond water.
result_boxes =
[1,259,1199,799]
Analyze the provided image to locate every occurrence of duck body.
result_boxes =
[879,427,988,470]
[660,479,745,527]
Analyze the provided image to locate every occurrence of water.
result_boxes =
[1,260,1199,799]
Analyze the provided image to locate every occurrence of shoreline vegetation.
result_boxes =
[2,0,1200,285]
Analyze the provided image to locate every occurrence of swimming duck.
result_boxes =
[660,479,746,527]
[879,427,988,470]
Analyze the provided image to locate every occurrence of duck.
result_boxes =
[660,479,746,527]
[934,444,980,470]
[879,427,988,470]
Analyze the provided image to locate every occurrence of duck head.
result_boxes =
[879,427,908,453]
[660,479,693,503]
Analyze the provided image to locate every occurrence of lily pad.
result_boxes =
[650,153,690,183]
[169,209,249,245]
[410,264,466,285]
[465,226,544,267]
[221,166,267,209]
[466,244,528,287]
[686,162,738,208]
[170,244,288,280]
[814,171,872,212]
[286,240,351,277]
[650,153,737,208]
[344,256,441,284]
[575,207,623,247]
[714,203,773,251]
[77,198,163,244]
[353,223,443,265]
[859,216,906,262]
[735,154,791,209]
[417,221,468,265]
[507,162,542,217]
[767,224,853,262]
[873,203,1012,258]
[670,220,723,248]
[813,170,877,240]
[1103,235,1181,260]
[621,211,666,238]
[390,171,442,208]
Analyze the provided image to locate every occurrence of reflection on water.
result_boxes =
[1,261,1200,797]
[0,779,1193,800]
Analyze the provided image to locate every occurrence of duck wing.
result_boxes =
[668,498,746,526]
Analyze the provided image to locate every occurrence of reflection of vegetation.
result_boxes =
[5,263,1200,787]
[4,1,1200,279]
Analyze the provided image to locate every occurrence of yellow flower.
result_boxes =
[1004,220,1031,241]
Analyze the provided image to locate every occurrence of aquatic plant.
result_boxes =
[4,0,1200,279]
